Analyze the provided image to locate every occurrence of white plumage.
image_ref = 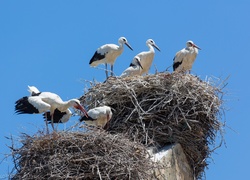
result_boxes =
[28,85,40,95]
[136,39,160,75]
[15,86,88,131]
[120,56,143,78]
[89,37,133,79]
[173,40,201,73]
[79,106,112,128]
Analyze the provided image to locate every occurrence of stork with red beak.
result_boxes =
[15,86,88,132]
[173,40,201,73]
[79,106,112,129]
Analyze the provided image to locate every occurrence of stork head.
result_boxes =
[187,40,201,50]
[146,39,161,51]
[69,99,88,117]
[119,37,133,50]
[106,106,113,121]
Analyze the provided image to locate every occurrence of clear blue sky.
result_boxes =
[0,1,249,179]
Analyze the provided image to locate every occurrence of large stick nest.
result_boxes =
[11,130,158,180]
[9,73,224,179]
[80,72,224,179]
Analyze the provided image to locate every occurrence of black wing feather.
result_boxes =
[89,51,106,65]
[79,116,96,122]
[129,62,136,67]
[31,92,41,96]
[43,109,66,124]
[15,96,39,114]
[173,61,182,71]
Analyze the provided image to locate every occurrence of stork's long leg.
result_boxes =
[45,113,49,134]
[51,113,55,131]
[111,64,114,76]
[105,63,108,79]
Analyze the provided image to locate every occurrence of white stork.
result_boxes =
[89,37,133,79]
[79,105,112,129]
[173,40,201,73]
[15,86,88,131]
[136,39,160,75]
[120,56,143,78]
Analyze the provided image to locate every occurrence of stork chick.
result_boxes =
[120,56,143,78]
[173,40,201,73]
[79,106,112,129]
[89,37,133,79]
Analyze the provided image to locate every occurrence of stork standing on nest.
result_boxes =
[173,40,201,73]
[44,105,112,129]
[89,37,133,79]
[79,105,112,129]
[120,56,143,78]
[136,39,160,75]
[15,86,88,132]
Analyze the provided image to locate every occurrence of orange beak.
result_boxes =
[76,105,88,118]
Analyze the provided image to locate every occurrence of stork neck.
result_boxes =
[118,42,124,50]
[58,100,71,109]
[186,46,196,53]
[147,44,155,53]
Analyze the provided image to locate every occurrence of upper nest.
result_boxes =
[11,130,158,180]
[80,72,224,179]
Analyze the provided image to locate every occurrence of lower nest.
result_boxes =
[12,130,157,180]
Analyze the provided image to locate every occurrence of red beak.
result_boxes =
[77,105,88,118]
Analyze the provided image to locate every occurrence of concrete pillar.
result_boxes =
[149,143,193,180]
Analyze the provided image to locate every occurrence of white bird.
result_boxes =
[15,86,88,131]
[79,105,112,128]
[89,37,133,79]
[120,56,143,78]
[173,40,201,73]
[136,39,160,75]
